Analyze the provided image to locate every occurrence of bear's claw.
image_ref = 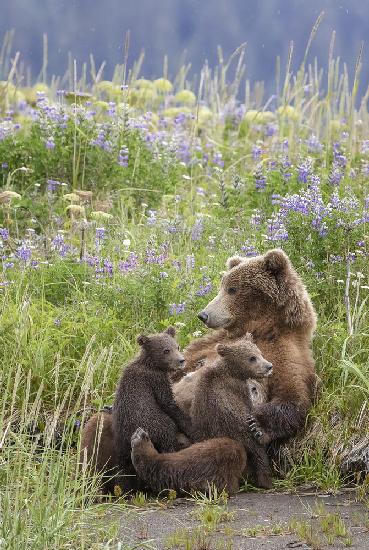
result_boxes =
[131,427,150,448]
[246,415,264,440]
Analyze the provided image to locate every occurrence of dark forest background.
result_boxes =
[2,0,369,95]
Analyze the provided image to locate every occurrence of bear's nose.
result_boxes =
[266,362,273,371]
[198,311,209,323]
[179,357,185,367]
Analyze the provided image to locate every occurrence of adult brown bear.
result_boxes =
[182,249,317,446]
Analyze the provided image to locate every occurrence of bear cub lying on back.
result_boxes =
[113,326,193,491]
[191,334,274,489]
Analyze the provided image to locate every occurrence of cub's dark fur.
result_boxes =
[80,411,118,494]
[131,427,246,495]
[113,326,193,491]
[191,334,274,489]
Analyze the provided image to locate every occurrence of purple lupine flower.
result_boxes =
[47,179,61,192]
[212,152,224,168]
[252,144,263,160]
[159,271,169,278]
[250,210,262,230]
[0,228,9,241]
[266,214,288,241]
[54,319,61,326]
[1,163,8,169]
[103,259,113,276]
[169,302,186,315]
[146,210,157,226]
[196,278,212,296]
[241,242,259,257]
[306,134,323,153]
[333,143,347,167]
[191,217,204,241]
[329,255,343,263]
[16,244,32,262]
[328,165,343,186]
[346,252,356,262]
[297,158,312,183]
[51,233,70,257]
[85,255,99,267]
[95,227,106,247]
[265,123,277,137]
[254,164,266,190]
[145,244,167,265]
[45,138,55,150]
[118,252,138,273]
[271,194,282,205]
[4,262,14,269]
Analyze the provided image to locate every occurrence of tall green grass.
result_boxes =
[1,22,369,548]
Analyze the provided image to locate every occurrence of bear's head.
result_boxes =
[198,249,316,334]
[137,326,185,372]
[216,333,273,379]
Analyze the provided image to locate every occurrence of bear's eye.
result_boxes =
[249,356,257,362]
[227,287,237,295]
[163,349,171,354]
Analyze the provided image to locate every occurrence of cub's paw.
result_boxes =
[246,415,265,441]
[131,427,150,449]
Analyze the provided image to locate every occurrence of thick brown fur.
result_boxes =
[112,327,193,492]
[79,411,119,494]
[186,249,317,446]
[174,369,268,416]
[131,427,246,495]
[190,335,274,488]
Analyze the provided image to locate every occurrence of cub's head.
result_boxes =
[137,326,185,372]
[216,334,273,379]
[198,249,316,334]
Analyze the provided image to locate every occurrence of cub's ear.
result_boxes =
[244,332,254,343]
[164,326,176,337]
[264,249,289,275]
[216,343,230,357]
[226,256,243,270]
[137,334,150,347]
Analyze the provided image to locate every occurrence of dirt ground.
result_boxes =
[118,489,369,550]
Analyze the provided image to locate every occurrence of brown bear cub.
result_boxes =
[112,326,193,492]
[191,334,274,489]
[131,427,246,495]
[80,410,117,495]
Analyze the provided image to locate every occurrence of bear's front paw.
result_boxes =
[131,427,150,448]
[246,415,269,444]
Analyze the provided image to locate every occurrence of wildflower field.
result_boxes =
[1,30,369,548]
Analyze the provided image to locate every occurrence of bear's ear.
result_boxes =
[164,326,176,337]
[226,256,243,270]
[137,334,150,347]
[244,332,254,343]
[264,249,289,276]
[216,343,230,357]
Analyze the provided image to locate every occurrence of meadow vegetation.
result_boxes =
[1,27,369,548]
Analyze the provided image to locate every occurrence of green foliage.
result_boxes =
[1,36,369,549]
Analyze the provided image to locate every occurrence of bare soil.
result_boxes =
[119,489,369,550]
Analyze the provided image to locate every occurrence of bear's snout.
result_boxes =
[179,356,185,367]
[198,311,209,324]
